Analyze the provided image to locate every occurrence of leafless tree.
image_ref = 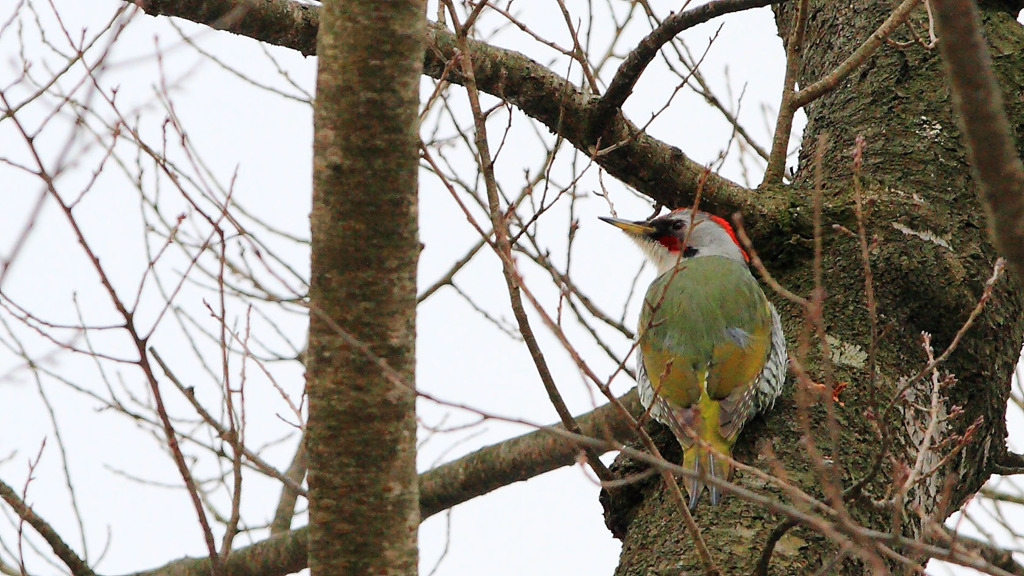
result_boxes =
[2,0,1024,575]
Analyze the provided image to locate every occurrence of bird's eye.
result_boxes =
[671,221,684,231]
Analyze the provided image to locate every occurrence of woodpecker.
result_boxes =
[602,208,787,508]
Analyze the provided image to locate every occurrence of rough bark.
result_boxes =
[606,2,1024,574]
[305,1,423,575]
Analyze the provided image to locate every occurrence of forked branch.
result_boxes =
[126,0,789,232]
[762,0,922,184]
[592,0,779,137]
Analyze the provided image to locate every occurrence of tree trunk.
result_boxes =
[607,2,1024,574]
[305,1,424,575]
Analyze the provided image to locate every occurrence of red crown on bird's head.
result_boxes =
[667,208,749,262]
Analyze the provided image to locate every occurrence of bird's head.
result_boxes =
[600,208,748,275]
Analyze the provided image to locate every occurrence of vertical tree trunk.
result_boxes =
[609,2,1024,573]
[306,1,424,574]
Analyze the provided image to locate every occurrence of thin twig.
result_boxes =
[443,0,614,484]
[762,0,809,184]
[763,0,922,184]
[593,0,779,137]
[0,476,95,576]
[883,258,1006,422]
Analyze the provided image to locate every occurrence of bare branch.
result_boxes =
[443,2,614,483]
[269,441,307,535]
[126,392,643,576]
[130,0,319,56]
[124,0,790,232]
[592,0,779,136]
[763,0,922,184]
[0,478,95,576]
[993,450,1024,475]
[419,391,643,519]
[931,531,1024,576]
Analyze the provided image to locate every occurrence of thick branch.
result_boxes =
[425,23,772,220]
[268,441,307,535]
[131,0,319,56]
[932,0,1024,276]
[122,392,641,576]
[763,0,921,184]
[128,528,308,576]
[0,479,95,576]
[592,0,779,135]
[420,390,641,518]
[931,528,1024,576]
[127,0,791,233]
[993,449,1024,475]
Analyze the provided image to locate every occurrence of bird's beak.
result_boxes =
[599,216,655,237]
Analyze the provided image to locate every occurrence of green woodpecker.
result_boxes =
[602,208,787,508]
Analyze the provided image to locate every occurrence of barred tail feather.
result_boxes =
[681,445,733,509]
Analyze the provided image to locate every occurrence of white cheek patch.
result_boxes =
[634,239,680,275]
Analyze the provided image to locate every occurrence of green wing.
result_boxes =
[637,256,772,436]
